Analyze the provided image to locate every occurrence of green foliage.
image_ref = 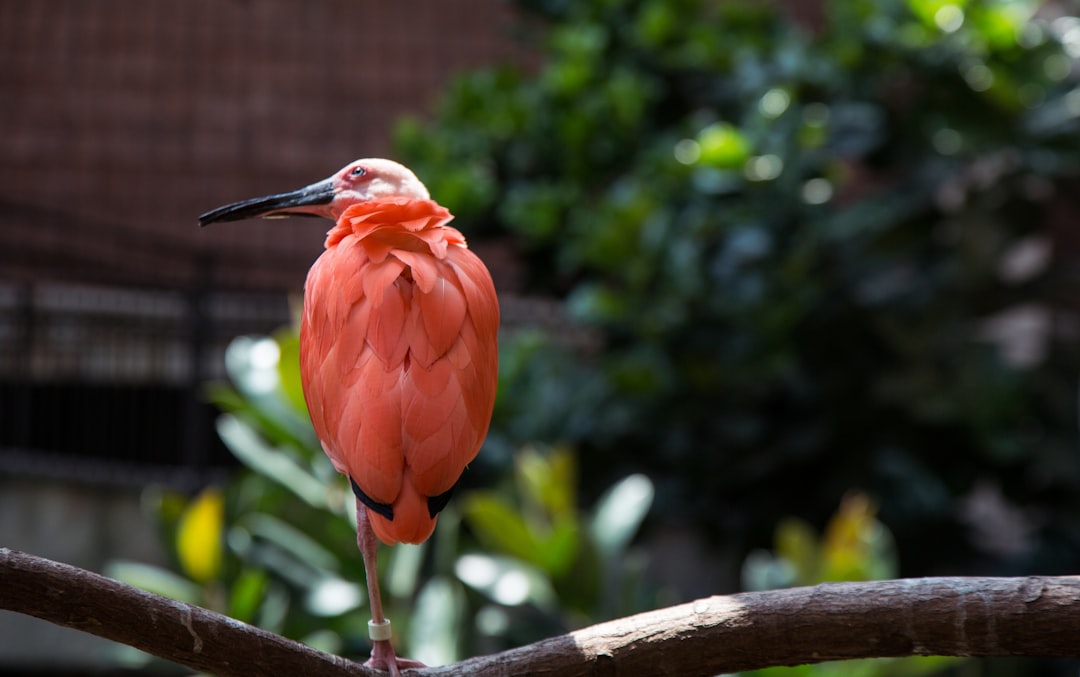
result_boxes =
[460,446,656,638]
[111,334,375,661]
[742,493,898,591]
[740,494,961,676]
[112,332,657,665]
[396,0,1080,576]
[112,1,1080,669]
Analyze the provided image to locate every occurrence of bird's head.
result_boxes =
[199,158,430,226]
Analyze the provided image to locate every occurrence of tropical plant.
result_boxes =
[110,330,658,666]
[395,0,1080,580]
[741,493,961,676]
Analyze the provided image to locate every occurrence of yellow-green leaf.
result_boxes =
[274,329,308,417]
[697,122,750,168]
[176,487,224,584]
[461,492,540,566]
[774,517,820,585]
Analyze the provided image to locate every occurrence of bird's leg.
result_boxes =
[356,502,425,677]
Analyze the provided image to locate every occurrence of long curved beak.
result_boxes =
[199,177,335,227]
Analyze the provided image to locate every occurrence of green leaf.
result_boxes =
[589,474,654,557]
[540,517,581,576]
[228,568,269,622]
[242,512,342,576]
[821,494,898,582]
[105,560,201,604]
[216,414,331,510]
[515,445,577,517]
[697,122,751,168]
[300,629,343,655]
[274,329,309,417]
[454,553,558,609]
[305,576,364,617]
[387,543,427,600]
[741,549,798,592]
[221,335,319,449]
[774,517,820,585]
[877,656,964,676]
[409,576,465,666]
[461,492,543,566]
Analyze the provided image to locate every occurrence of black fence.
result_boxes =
[0,279,292,490]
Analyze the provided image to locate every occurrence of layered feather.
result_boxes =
[300,198,499,545]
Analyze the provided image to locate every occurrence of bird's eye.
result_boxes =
[350,166,367,177]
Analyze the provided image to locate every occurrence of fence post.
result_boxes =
[180,256,214,473]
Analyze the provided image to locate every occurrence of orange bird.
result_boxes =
[200,159,499,675]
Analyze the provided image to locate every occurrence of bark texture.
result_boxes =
[2,548,1078,676]
[0,548,371,677]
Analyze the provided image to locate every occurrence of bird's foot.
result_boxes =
[366,639,425,677]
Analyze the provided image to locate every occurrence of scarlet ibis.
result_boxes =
[200,159,500,675]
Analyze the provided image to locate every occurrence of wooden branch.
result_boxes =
[2,548,1078,677]
[0,548,374,677]
[433,575,1080,676]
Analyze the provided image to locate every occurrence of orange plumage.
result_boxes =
[300,197,499,544]
[200,159,498,674]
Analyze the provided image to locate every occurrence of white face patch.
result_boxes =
[366,176,397,199]
[329,158,432,218]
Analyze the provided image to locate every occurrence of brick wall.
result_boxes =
[0,0,526,292]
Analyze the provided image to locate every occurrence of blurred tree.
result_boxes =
[395,0,1080,580]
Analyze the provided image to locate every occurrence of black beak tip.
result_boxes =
[198,213,232,228]
[197,204,241,228]
[197,178,335,228]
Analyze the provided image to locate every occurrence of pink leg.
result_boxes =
[356,502,425,677]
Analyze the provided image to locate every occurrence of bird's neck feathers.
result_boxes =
[324,198,467,260]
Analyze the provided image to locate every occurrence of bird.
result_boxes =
[200,159,500,675]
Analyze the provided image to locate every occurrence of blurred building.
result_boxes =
[0,1,524,671]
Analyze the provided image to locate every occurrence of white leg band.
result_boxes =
[368,619,392,642]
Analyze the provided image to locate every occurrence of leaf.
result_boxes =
[697,122,751,168]
[175,487,224,584]
[877,655,964,676]
[461,492,541,566]
[387,542,427,600]
[139,487,188,554]
[274,329,309,417]
[300,629,343,656]
[225,335,282,398]
[228,568,269,622]
[408,576,465,666]
[515,445,577,518]
[221,335,320,449]
[454,553,557,609]
[216,414,331,510]
[774,517,820,585]
[305,576,364,617]
[105,560,201,604]
[539,516,580,576]
[589,474,654,557]
[256,582,291,634]
[821,493,898,582]
[242,512,341,577]
[741,549,798,592]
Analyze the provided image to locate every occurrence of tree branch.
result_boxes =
[2,548,1078,676]
[0,548,373,677]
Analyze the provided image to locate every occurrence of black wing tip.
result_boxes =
[350,477,395,521]
[427,485,456,518]
[349,477,457,521]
